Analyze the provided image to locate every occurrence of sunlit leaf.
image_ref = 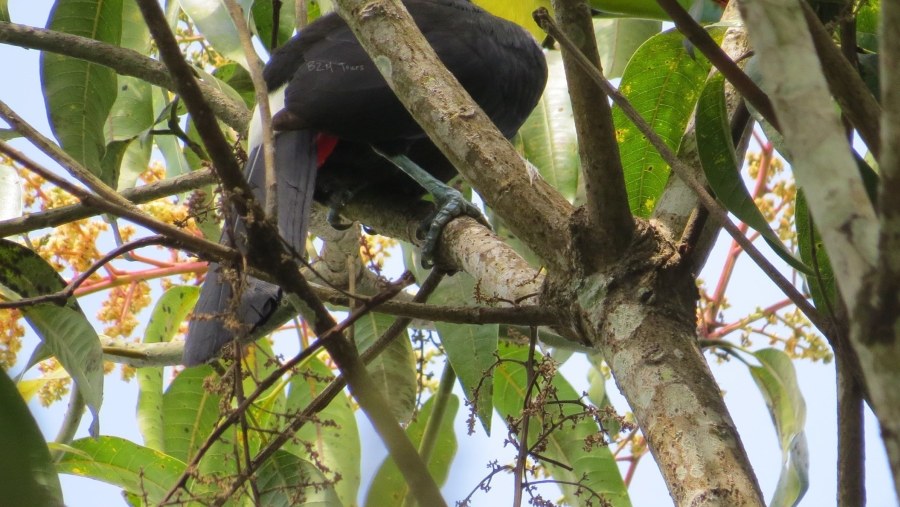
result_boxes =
[748,349,809,507]
[695,73,811,275]
[41,0,122,184]
[56,436,186,504]
[138,286,199,451]
[430,272,498,435]
[178,0,255,69]
[613,28,719,217]
[0,240,103,435]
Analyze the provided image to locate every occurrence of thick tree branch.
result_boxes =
[852,0,900,495]
[549,0,633,266]
[800,0,881,158]
[0,21,250,132]
[332,0,574,273]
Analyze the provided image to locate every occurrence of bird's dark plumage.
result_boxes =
[183,0,548,366]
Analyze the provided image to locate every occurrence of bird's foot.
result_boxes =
[418,186,489,268]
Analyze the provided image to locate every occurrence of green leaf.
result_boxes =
[364,393,459,506]
[214,62,257,108]
[695,73,811,275]
[354,312,417,423]
[594,18,662,80]
[56,436,186,504]
[0,240,104,435]
[177,0,255,69]
[120,0,151,53]
[251,0,296,52]
[516,50,581,204]
[41,0,122,184]
[0,368,64,506]
[105,77,154,143]
[0,0,9,23]
[138,286,199,451]
[591,0,685,19]
[856,0,879,53]
[612,28,718,217]
[795,193,837,314]
[494,342,631,507]
[256,450,343,506]
[117,135,153,190]
[748,349,809,507]
[430,272,498,435]
[161,365,221,462]
[284,357,360,506]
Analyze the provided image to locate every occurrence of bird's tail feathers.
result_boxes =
[183,130,318,366]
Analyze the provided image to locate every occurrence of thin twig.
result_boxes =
[215,269,447,503]
[0,236,169,309]
[512,326,539,507]
[0,168,216,237]
[0,140,232,262]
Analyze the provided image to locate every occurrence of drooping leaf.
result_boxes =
[594,18,662,80]
[161,364,233,483]
[494,342,630,507]
[695,73,811,275]
[105,77,154,143]
[256,450,343,506]
[516,50,581,204]
[284,356,361,506]
[612,28,720,217]
[748,349,809,507]
[354,312,417,423]
[252,0,297,52]
[0,240,103,435]
[56,436,186,504]
[430,272,498,435]
[0,368,63,506]
[138,286,199,451]
[364,393,459,506]
[117,135,153,190]
[41,0,123,184]
[177,0,255,69]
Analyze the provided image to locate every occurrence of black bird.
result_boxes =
[183,0,548,366]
